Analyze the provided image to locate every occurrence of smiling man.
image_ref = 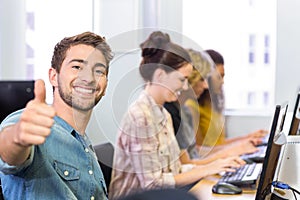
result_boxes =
[0,32,113,199]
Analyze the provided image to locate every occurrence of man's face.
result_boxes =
[56,44,108,111]
[211,64,224,95]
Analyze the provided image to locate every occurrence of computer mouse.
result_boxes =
[212,182,242,195]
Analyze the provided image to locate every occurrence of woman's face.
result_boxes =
[192,77,209,98]
[162,63,193,102]
[210,64,224,95]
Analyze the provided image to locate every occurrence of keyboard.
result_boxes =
[259,133,270,146]
[218,163,262,186]
[240,146,267,163]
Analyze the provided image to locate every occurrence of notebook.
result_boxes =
[218,102,288,187]
[240,102,288,163]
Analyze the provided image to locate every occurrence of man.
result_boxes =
[0,32,113,199]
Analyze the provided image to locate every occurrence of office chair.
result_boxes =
[118,188,198,200]
[93,142,114,193]
[0,179,3,200]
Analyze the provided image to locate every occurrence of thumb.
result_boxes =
[34,79,46,103]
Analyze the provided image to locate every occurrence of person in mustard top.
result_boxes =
[196,49,267,155]
[165,48,239,163]
[183,49,213,147]
[184,49,265,158]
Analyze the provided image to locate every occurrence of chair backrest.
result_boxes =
[93,142,114,192]
[0,80,34,123]
[0,178,3,200]
[118,188,198,200]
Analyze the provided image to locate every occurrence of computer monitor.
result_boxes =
[0,80,34,123]
[255,102,288,200]
[288,91,300,135]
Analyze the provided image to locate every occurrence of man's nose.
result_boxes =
[78,67,94,82]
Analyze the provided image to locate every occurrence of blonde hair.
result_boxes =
[187,49,213,87]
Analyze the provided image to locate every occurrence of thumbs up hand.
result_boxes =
[33,78,47,103]
[14,79,56,147]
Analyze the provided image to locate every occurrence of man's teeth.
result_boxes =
[75,87,94,94]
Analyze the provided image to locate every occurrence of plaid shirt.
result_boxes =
[109,91,182,199]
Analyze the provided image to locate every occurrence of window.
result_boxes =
[247,92,256,106]
[264,35,270,64]
[182,0,276,111]
[25,6,35,79]
[263,91,270,106]
[249,34,256,64]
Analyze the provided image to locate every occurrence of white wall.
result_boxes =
[225,113,273,138]
[87,51,142,144]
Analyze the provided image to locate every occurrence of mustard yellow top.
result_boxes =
[185,99,226,146]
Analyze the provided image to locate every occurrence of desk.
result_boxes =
[189,175,256,200]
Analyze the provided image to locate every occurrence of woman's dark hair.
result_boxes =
[139,31,191,82]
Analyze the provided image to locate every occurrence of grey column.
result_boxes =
[0,0,26,79]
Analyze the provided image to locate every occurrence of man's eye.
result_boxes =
[72,66,81,70]
[95,70,105,74]
[94,68,106,75]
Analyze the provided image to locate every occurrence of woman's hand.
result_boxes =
[194,156,246,177]
[245,129,269,145]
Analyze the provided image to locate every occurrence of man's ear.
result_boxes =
[49,68,58,87]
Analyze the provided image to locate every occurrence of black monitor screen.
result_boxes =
[0,80,34,123]
[289,91,300,135]
[255,102,288,200]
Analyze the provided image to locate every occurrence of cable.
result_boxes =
[272,181,300,200]
[292,190,297,200]
[261,183,272,199]
[272,181,290,190]
[291,187,300,195]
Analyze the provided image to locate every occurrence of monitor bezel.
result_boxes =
[255,102,288,200]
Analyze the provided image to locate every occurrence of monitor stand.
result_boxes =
[274,135,300,199]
